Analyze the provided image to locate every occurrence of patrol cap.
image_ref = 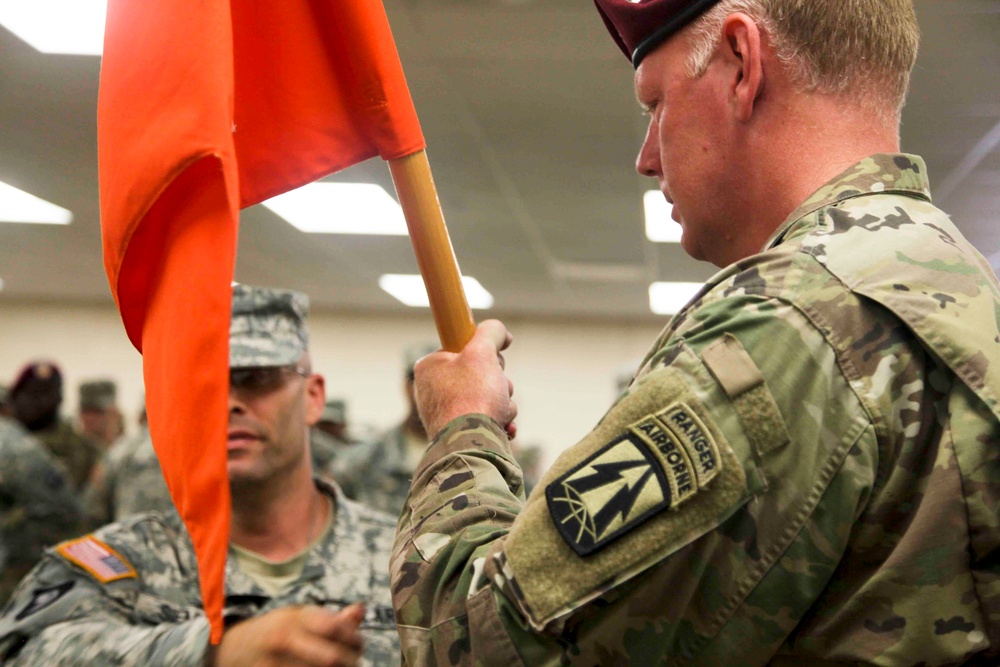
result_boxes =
[10,361,63,395]
[79,379,117,411]
[229,284,310,369]
[594,0,723,68]
[320,398,347,424]
[404,342,439,379]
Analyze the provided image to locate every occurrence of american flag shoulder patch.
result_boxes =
[56,536,137,583]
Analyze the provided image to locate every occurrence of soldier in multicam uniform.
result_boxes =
[0,285,399,666]
[390,1,1000,665]
[338,345,435,515]
[0,416,84,606]
[8,362,101,492]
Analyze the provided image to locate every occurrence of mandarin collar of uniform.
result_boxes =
[298,478,354,585]
[761,153,932,252]
[223,477,356,598]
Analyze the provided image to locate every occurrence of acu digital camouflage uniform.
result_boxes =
[0,417,84,605]
[229,284,309,367]
[83,428,173,526]
[0,478,400,666]
[338,344,436,514]
[338,424,423,516]
[390,155,1000,665]
[310,427,348,484]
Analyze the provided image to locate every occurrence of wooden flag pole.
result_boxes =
[388,149,476,352]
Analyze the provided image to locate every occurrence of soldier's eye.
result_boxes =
[229,367,285,392]
[229,365,309,392]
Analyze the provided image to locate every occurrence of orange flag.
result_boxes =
[98,0,425,643]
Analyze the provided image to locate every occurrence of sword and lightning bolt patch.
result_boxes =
[547,401,722,556]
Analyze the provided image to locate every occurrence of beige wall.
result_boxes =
[0,301,664,467]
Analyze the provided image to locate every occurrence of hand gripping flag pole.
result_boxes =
[99,0,473,642]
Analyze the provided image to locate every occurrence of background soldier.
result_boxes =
[8,362,100,492]
[76,380,125,452]
[0,385,12,419]
[82,427,172,527]
[390,0,1000,664]
[310,398,357,485]
[0,417,83,606]
[315,398,353,446]
[0,285,399,666]
[339,344,435,515]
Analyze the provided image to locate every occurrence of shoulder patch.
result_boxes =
[15,581,75,620]
[655,403,721,488]
[504,344,753,630]
[56,536,137,583]
[547,433,670,556]
[547,401,723,556]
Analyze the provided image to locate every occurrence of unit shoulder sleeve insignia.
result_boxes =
[56,535,137,583]
[14,581,76,621]
[547,401,722,556]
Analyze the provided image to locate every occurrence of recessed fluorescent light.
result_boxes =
[0,1,107,56]
[262,183,407,235]
[649,281,703,315]
[0,181,73,225]
[379,274,494,310]
[644,190,681,243]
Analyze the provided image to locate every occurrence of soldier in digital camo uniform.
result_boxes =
[82,426,174,527]
[77,380,126,453]
[310,399,361,487]
[0,416,84,606]
[337,344,436,515]
[390,1,1000,665]
[0,285,399,666]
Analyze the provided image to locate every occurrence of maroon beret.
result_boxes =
[594,0,723,68]
[10,361,63,395]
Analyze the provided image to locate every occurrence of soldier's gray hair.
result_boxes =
[684,0,920,124]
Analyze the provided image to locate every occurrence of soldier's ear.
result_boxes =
[719,13,764,124]
[304,374,326,426]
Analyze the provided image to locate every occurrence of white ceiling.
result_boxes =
[0,0,997,322]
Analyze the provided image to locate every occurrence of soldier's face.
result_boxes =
[226,361,325,487]
[79,408,120,444]
[12,378,62,430]
[634,32,742,267]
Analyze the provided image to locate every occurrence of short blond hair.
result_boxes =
[685,0,920,122]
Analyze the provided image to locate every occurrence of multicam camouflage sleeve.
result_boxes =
[0,550,211,665]
[391,155,1000,665]
[392,294,865,665]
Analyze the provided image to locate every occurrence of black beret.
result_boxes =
[594,0,724,68]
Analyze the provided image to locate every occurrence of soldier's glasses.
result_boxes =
[229,365,310,392]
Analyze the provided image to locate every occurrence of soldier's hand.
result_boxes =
[414,319,517,438]
[209,603,365,667]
